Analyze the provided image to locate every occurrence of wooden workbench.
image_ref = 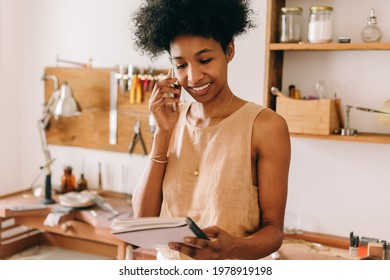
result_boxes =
[0,189,154,259]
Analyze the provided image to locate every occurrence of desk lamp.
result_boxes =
[39,75,82,204]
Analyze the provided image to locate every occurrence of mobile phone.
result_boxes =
[169,65,178,112]
[185,217,210,240]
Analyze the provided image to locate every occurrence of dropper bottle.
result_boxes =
[361,9,383,42]
[76,157,88,192]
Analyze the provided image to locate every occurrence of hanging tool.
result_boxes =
[136,76,143,104]
[129,75,142,104]
[109,71,118,145]
[117,64,128,96]
[129,74,137,104]
[128,120,148,155]
[147,69,156,92]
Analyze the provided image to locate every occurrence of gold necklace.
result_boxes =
[211,92,234,126]
[193,92,234,176]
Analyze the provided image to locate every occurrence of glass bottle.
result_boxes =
[60,166,75,194]
[361,9,383,43]
[308,6,333,43]
[76,173,88,192]
[279,7,303,43]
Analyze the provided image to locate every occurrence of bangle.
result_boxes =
[149,152,167,159]
[148,153,168,164]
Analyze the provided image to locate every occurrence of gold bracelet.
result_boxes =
[149,152,167,159]
[148,153,168,164]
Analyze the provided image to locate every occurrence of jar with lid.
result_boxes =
[308,6,333,43]
[279,7,303,43]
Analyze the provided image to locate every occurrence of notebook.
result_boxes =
[111,217,209,248]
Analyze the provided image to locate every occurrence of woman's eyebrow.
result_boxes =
[171,48,215,60]
[194,48,215,56]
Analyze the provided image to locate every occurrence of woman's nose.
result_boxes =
[187,65,204,84]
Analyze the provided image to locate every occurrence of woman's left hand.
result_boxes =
[168,226,239,259]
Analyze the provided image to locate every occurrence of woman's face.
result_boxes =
[169,35,234,104]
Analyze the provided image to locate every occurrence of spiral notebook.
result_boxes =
[111,217,209,248]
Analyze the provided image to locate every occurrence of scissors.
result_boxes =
[128,120,147,155]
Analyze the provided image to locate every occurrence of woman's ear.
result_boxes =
[226,41,235,62]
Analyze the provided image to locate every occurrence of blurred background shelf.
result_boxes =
[270,42,390,51]
[291,132,390,144]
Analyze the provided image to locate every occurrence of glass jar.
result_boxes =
[308,6,333,43]
[279,7,303,43]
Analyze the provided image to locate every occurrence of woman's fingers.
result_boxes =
[148,77,180,113]
[149,95,179,113]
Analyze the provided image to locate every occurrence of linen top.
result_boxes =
[158,102,266,259]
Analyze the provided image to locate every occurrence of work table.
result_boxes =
[0,189,143,259]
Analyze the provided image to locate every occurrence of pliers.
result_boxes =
[128,120,147,155]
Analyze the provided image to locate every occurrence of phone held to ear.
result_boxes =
[169,65,178,112]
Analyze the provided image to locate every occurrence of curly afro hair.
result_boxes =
[132,0,256,59]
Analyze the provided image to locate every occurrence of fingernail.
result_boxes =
[168,243,177,250]
[184,237,193,244]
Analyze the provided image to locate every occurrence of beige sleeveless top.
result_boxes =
[158,102,265,259]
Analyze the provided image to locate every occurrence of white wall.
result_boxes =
[0,0,389,242]
[0,0,23,192]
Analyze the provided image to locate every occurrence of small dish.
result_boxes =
[59,192,95,208]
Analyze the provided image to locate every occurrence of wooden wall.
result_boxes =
[43,67,166,155]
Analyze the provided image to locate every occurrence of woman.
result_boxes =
[131,0,291,260]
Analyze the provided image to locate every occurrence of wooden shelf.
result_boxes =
[263,0,390,145]
[270,42,390,51]
[291,132,390,145]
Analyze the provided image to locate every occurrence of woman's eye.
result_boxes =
[200,58,212,64]
[176,64,186,69]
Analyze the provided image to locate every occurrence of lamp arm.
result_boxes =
[40,90,60,128]
[38,121,52,175]
[38,119,56,204]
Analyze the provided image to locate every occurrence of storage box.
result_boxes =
[276,97,341,135]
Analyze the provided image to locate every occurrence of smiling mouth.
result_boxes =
[190,82,211,92]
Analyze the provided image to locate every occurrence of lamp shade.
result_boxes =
[53,81,82,116]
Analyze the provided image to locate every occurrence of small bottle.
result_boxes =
[279,7,303,43]
[308,6,333,43]
[361,9,383,43]
[76,173,88,192]
[60,166,75,194]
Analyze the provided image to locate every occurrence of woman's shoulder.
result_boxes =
[252,107,290,148]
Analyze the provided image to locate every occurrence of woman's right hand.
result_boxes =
[148,69,181,133]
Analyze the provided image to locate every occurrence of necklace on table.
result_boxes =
[192,92,234,176]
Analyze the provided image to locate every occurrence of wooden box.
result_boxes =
[276,97,341,135]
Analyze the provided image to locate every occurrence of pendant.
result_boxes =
[193,169,199,176]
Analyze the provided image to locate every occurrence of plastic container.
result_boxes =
[279,7,303,43]
[308,6,333,43]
